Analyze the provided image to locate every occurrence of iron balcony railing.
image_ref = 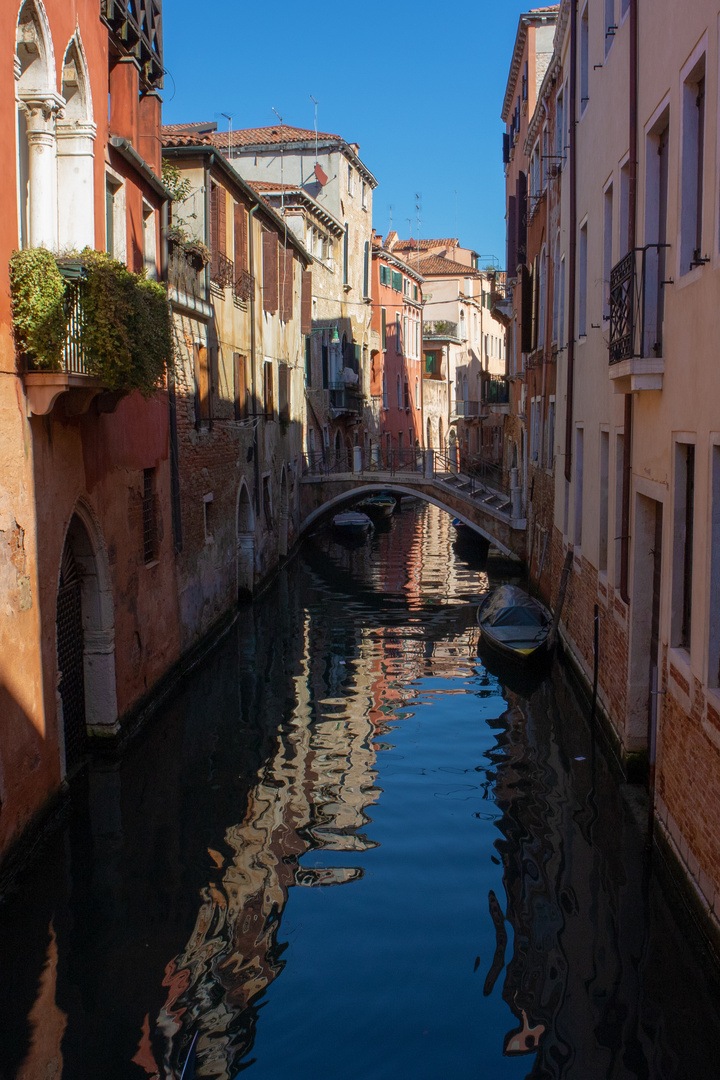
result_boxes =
[234,266,255,302]
[329,380,363,413]
[210,251,234,289]
[26,265,90,375]
[482,375,510,405]
[609,244,670,364]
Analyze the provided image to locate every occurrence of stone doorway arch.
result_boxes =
[56,505,118,775]
[236,480,255,600]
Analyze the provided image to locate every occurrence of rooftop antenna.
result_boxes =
[310,94,319,163]
[221,112,232,159]
[271,106,285,212]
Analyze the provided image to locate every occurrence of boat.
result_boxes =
[356,493,396,519]
[476,585,551,663]
[332,511,374,535]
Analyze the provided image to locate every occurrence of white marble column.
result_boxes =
[56,121,96,250]
[20,92,64,250]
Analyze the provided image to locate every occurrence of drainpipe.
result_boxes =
[620,0,638,603]
[248,204,260,514]
[564,0,578,485]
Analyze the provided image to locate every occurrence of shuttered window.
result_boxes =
[381,307,386,348]
[301,270,312,335]
[233,352,249,420]
[280,245,293,322]
[391,269,402,292]
[278,363,290,422]
[210,183,226,257]
[262,230,278,313]
[234,201,248,271]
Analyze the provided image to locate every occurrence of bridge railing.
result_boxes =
[301,447,509,491]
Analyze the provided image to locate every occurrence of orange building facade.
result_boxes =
[0,1,180,866]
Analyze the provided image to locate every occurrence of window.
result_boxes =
[578,222,588,336]
[574,427,584,548]
[263,360,274,417]
[614,433,624,584]
[599,430,609,572]
[672,442,695,649]
[580,4,589,114]
[424,351,437,376]
[404,379,409,410]
[537,247,546,349]
[142,201,157,279]
[603,182,613,320]
[708,447,720,686]
[262,475,272,530]
[203,493,214,543]
[382,372,388,408]
[396,375,402,408]
[391,269,402,292]
[194,344,211,425]
[278,362,290,423]
[381,307,387,348]
[546,397,556,468]
[530,398,540,462]
[343,224,349,286]
[142,468,157,563]
[361,179,367,209]
[347,163,354,195]
[396,314,402,353]
[234,353,249,420]
[605,0,615,56]
[619,159,630,257]
[645,112,669,355]
[105,173,125,261]
[680,53,706,273]
[556,86,565,164]
[262,229,278,313]
[279,244,293,322]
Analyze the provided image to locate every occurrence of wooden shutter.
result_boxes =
[217,187,226,255]
[234,352,248,420]
[264,361,274,415]
[262,230,278,313]
[234,202,247,271]
[301,270,312,335]
[521,263,533,353]
[507,195,517,276]
[279,363,290,421]
[280,245,293,322]
[516,171,527,266]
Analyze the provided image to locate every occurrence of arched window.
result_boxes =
[57,34,96,250]
[15,0,61,249]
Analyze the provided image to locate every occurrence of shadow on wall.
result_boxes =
[0,683,57,867]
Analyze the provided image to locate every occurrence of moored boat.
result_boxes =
[356,494,396,519]
[477,585,551,663]
[332,511,374,535]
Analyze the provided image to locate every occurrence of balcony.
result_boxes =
[451,399,481,419]
[24,273,108,416]
[482,375,510,406]
[424,320,460,342]
[608,246,667,392]
[234,266,255,303]
[210,251,234,290]
[329,381,364,415]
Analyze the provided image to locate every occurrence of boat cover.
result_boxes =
[479,585,550,628]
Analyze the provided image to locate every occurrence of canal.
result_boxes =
[1,502,720,1080]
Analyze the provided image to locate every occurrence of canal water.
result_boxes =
[1,502,720,1080]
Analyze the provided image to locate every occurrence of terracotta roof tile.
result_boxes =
[405,253,482,277]
[209,125,342,149]
[392,238,458,251]
[162,121,217,134]
[161,132,212,147]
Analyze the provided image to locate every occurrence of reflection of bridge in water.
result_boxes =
[299,450,527,560]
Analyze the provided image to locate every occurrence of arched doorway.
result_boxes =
[236,481,255,600]
[56,508,118,775]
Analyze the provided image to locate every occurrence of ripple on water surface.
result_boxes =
[1,502,719,1080]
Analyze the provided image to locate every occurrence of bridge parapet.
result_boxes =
[299,450,526,561]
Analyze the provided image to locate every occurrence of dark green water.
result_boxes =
[1,502,719,1080]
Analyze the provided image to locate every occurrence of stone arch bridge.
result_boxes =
[299,451,527,561]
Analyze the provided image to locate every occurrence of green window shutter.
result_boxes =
[392,270,402,292]
[413,284,418,301]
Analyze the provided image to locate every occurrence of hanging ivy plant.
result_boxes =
[10,248,174,396]
[9,248,67,370]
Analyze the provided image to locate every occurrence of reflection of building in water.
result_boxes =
[148,613,383,1078]
[487,678,657,1079]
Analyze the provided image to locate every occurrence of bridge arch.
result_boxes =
[299,483,517,557]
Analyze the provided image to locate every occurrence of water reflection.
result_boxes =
[0,504,719,1079]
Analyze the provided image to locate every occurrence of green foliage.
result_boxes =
[76,251,173,395]
[10,248,174,395]
[9,248,67,370]
[162,160,192,204]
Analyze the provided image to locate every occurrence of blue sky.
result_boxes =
[163,0,532,266]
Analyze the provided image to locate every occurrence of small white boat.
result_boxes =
[332,511,374,535]
[477,585,551,662]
